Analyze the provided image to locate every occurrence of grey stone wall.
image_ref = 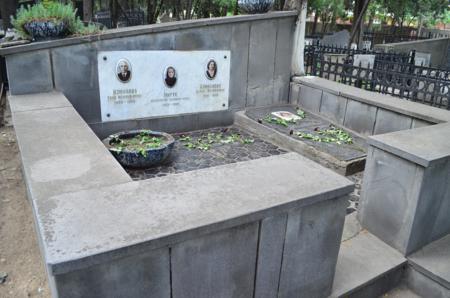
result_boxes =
[359,123,450,255]
[1,12,296,138]
[290,76,450,138]
[374,38,450,69]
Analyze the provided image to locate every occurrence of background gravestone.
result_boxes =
[414,52,431,67]
[321,30,350,47]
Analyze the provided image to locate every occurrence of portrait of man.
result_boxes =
[206,59,217,80]
[164,66,177,88]
[116,59,132,83]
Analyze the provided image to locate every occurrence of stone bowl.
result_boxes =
[103,130,175,169]
[24,20,68,41]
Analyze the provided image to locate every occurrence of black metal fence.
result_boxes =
[362,31,431,46]
[305,46,450,110]
[94,9,145,29]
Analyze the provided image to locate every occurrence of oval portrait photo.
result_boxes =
[206,59,217,80]
[116,59,132,83]
[164,66,177,88]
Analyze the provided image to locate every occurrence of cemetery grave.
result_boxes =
[1,9,450,298]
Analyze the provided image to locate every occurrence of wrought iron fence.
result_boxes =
[94,9,145,29]
[305,52,450,110]
[363,31,431,46]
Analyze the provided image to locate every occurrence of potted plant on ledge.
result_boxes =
[11,2,99,41]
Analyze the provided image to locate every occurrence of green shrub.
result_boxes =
[11,2,100,39]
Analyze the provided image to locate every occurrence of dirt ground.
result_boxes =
[0,126,50,298]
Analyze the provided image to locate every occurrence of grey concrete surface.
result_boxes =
[405,266,450,298]
[408,234,450,289]
[54,248,170,298]
[246,19,277,107]
[360,123,450,255]
[298,84,322,113]
[358,148,422,255]
[6,50,53,95]
[373,109,413,135]
[172,223,258,298]
[330,230,407,298]
[293,76,450,124]
[278,196,347,298]
[9,93,131,203]
[8,91,72,113]
[319,92,347,125]
[254,214,287,298]
[381,283,421,298]
[343,100,377,136]
[234,110,366,176]
[368,122,450,167]
[3,13,296,127]
[37,152,353,274]
[374,38,450,69]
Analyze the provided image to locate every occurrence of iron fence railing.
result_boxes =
[305,51,450,110]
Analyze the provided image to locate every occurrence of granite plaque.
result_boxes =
[98,51,230,122]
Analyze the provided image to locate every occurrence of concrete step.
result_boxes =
[380,283,421,298]
[406,234,450,298]
[330,228,407,298]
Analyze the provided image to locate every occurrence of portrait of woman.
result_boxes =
[206,59,217,80]
[164,66,177,88]
[116,59,132,83]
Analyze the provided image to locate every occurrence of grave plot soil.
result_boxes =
[127,126,287,180]
[0,126,50,298]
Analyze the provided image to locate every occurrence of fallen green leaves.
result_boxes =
[295,126,353,145]
[178,132,254,151]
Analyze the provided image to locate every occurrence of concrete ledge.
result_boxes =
[0,12,297,56]
[368,122,450,167]
[235,110,366,175]
[38,152,353,274]
[331,230,406,297]
[293,76,450,124]
[408,234,450,289]
[9,92,131,203]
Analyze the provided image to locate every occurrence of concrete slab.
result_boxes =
[10,100,131,203]
[368,122,450,167]
[254,214,287,298]
[319,92,347,125]
[278,196,347,298]
[247,20,277,107]
[293,76,450,124]
[343,99,377,136]
[53,247,170,298]
[330,230,407,298]
[405,265,450,298]
[172,222,258,298]
[373,109,413,135]
[408,234,450,289]
[6,50,53,95]
[8,92,72,113]
[382,284,421,298]
[36,152,353,274]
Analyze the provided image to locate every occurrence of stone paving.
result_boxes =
[126,126,287,180]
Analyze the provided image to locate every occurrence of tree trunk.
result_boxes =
[83,0,93,22]
[110,0,119,27]
[291,0,307,76]
[0,0,18,30]
[312,13,318,34]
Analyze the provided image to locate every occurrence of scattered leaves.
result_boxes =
[295,125,353,145]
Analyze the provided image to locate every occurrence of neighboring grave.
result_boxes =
[98,51,230,122]
[414,52,431,67]
[353,54,375,68]
[321,30,350,47]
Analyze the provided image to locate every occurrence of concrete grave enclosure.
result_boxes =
[3,11,450,298]
[2,12,355,298]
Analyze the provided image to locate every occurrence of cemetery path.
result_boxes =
[0,126,50,298]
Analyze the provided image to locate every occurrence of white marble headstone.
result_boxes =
[98,51,230,122]
[414,52,431,67]
[353,54,375,69]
